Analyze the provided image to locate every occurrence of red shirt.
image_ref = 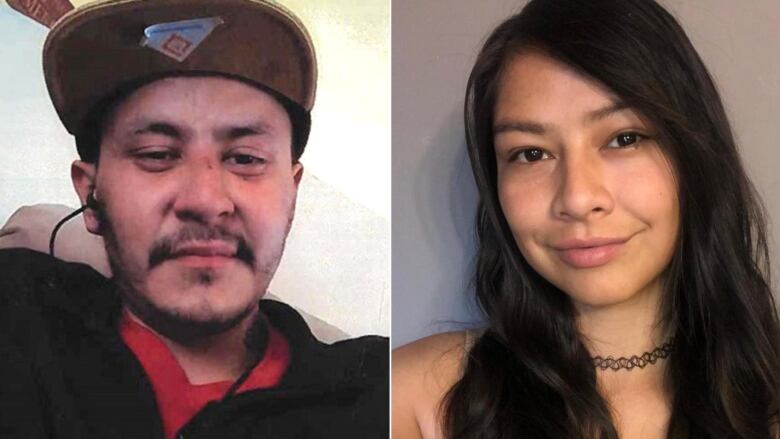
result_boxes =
[120,312,290,439]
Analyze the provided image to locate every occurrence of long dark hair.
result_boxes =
[443,0,779,437]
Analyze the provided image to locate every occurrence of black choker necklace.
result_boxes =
[592,337,675,371]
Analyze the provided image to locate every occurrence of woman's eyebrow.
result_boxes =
[494,120,549,135]
[584,101,631,123]
[493,101,632,136]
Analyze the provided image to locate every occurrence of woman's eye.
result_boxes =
[607,132,645,148]
[511,148,550,163]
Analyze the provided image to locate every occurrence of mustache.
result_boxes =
[148,225,255,268]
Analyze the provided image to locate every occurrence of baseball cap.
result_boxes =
[43,0,317,157]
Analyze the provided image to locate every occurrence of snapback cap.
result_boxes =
[43,0,317,139]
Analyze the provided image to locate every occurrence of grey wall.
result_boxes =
[392,0,780,347]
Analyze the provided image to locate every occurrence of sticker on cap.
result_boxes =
[140,17,224,62]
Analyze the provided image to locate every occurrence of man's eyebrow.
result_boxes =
[133,122,182,139]
[493,120,549,135]
[220,123,269,141]
[584,100,631,123]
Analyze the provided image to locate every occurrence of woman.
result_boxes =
[393,0,780,438]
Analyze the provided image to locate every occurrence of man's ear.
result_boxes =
[292,162,304,187]
[287,162,304,223]
[71,160,101,235]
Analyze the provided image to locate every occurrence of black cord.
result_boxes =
[221,314,270,400]
[48,205,88,257]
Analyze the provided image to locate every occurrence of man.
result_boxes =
[0,1,388,438]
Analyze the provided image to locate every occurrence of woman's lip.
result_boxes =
[553,236,630,250]
[556,242,625,268]
[552,235,633,268]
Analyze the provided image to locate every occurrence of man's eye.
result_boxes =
[136,150,178,161]
[224,154,266,166]
[133,150,180,171]
[138,151,176,160]
[607,132,645,148]
[510,148,550,163]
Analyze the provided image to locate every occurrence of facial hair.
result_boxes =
[93,197,294,343]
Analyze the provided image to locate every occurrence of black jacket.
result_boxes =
[0,248,388,438]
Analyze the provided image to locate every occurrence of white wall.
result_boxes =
[392,0,780,347]
[0,0,390,337]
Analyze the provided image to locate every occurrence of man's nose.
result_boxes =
[172,156,235,224]
[551,151,614,221]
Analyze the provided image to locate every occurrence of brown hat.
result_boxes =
[43,0,317,137]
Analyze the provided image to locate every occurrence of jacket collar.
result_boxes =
[40,252,380,391]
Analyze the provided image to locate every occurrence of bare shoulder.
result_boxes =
[392,331,470,439]
[394,331,468,378]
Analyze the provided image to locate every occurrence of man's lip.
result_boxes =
[170,241,237,258]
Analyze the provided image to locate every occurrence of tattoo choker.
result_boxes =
[592,337,675,371]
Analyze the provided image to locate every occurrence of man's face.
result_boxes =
[73,76,302,338]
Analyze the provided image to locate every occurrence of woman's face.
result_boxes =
[493,50,679,310]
